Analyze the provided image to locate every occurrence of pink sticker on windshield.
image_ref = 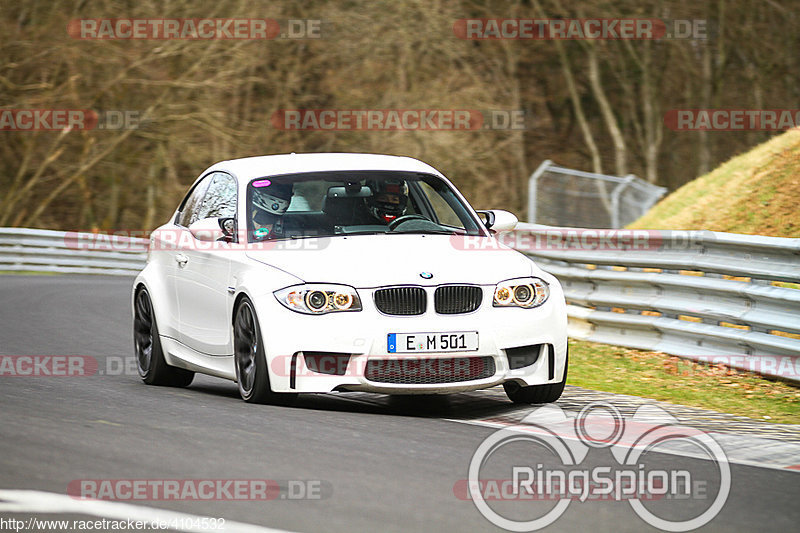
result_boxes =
[253,179,272,187]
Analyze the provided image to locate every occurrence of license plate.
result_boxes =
[387,332,479,353]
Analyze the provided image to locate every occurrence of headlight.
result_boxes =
[274,284,362,314]
[493,277,549,308]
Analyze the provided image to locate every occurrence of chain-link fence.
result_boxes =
[527,160,667,228]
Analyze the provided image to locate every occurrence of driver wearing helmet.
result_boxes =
[251,182,293,240]
[365,178,409,224]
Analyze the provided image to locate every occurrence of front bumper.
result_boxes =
[249,284,568,394]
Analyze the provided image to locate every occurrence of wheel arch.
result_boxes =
[132,268,177,340]
[231,290,253,325]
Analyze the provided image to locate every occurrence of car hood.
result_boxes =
[245,234,537,287]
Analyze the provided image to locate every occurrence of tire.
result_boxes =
[134,287,194,387]
[504,350,568,404]
[233,297,297,405]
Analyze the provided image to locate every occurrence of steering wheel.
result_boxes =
[387,214,429,231]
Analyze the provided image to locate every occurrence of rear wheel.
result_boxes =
[233,298,297,405]
[134,288,194,387]
[504,351,568,404]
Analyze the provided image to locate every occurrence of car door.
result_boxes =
[157,175,212,340]
[174,172,238,355]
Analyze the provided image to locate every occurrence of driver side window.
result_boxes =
[196,172,237,220]
[176,172,237,227]
[177,176,211,227]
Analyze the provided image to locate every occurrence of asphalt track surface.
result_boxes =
[0,275,798,532]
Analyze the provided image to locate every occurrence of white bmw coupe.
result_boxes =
[133,153,568,404]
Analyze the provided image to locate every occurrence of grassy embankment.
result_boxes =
[568,130,800,423]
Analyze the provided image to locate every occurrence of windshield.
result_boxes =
[245,171,484,242]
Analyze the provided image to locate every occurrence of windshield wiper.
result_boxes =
[333,231,387,236]
[390,229,456,235]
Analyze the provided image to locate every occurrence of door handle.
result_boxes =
[175,253,189,266]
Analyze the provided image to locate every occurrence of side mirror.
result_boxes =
[476,210,518,232]
[189,217,235,242]
[476,210,495,228]
[219,217,235,241]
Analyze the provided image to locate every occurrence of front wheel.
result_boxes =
[134,287,194,387]
[504,350,568,404]
[233,298,297,405]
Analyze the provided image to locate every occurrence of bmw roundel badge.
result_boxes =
[420,272,433,279]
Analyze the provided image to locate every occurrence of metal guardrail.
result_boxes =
[2,226,798,381]
[0,228,147,275]
[512,223,800,382]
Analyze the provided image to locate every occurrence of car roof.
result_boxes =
[202,153,445,183]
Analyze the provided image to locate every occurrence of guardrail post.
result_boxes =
[527,159,552,224]
[609,175,636,229]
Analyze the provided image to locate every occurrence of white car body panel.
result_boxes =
[134,153,568,396]
[173,238,233,355]
[244,234,539,287]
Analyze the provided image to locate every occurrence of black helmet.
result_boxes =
[365,178,408,222]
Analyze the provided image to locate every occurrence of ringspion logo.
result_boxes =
[462,402,730,531]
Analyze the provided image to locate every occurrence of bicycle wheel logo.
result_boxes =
[466,402,730,531]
